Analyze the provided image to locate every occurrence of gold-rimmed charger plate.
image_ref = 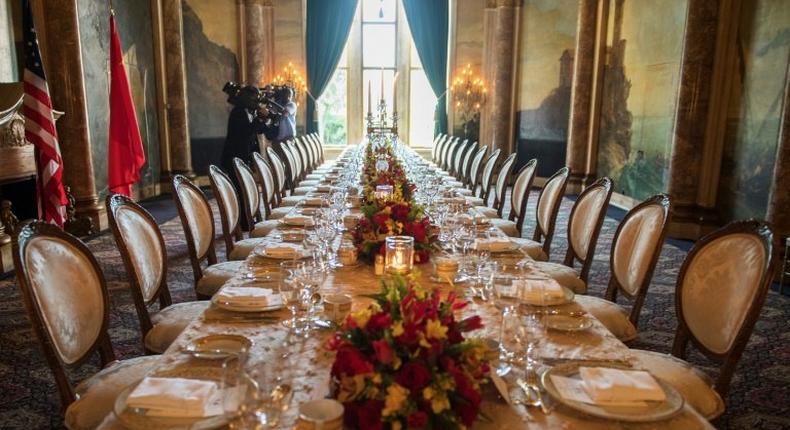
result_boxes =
[541,362,684,423]
[184,334,252,359]
[544,314,593,331]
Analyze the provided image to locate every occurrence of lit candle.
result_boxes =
[385,236,414,275]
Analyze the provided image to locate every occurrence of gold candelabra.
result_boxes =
[450,64,486,123]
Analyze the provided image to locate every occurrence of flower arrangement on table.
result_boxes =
[326,276,491,429]
[352,137,437,263]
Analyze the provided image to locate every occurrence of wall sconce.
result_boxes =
[450,64,487,123]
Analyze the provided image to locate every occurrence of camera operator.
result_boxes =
[220,84,272,229]
[271,87,297,189]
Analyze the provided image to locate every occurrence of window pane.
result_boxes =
[362,0,396,22]
[317,68,348,145]
[409,69,437,146]
[363,69,395,117]
[363,24,396,68]
[410,36,422,67]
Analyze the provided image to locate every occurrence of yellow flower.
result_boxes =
[337,374,368,402]
[391,321,404,337]
[424,387,451,413]
[372,373,383,385]
[425,319,448,340]
[352,308,373,329]
[382,383,410,417]
[392,422,402,430]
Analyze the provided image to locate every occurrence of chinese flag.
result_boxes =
[108,14,145,197]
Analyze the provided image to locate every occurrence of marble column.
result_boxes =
[766,57,790,241]
[667,0,720,237]
[245,0,275,86]
[480,0,497,147]
[39,0,102,226]
[488,0,519,154]
[161,0,193,178]
[565,0,598,192]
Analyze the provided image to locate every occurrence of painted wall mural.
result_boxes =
[516,0,577,177]
[596,0,687,201]
[77,0,161,197]
[717,0,790,221]
[182,0,240,175]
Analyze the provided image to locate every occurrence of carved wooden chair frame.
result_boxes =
[508,158,538,234]
[531,166,570,258]
[562,177,613,284]
[209,165,244,256]
[172,174,218,298]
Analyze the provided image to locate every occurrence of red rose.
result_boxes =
[407,411,428,428]
[395,362,431,392]
[357,399,384,430]
[392,204,410,221]
[372,339,394,365]
[372,212,390,228]
[413,249,429,264]
[367,312,392,332]
[407,221,426,242]
[332,346,373,377]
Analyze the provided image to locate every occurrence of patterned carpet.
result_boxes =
[0,192,788,429]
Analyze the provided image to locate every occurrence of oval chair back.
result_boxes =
[467,145,488,192]
[233,157,262,231]
[106,193,171,345]
[532,167,570,258]
[605,194,671,330]
[266,147,287,203]
[172,174,218,287]
[673,220,775,397]
[563,177,613,287]
[509,158,538,233]
[478,148,501,204]
[209,165,243,254]
[13,220,116,406]
[491,153,517,216]
[460,141,478,186]
[252,151,277,215]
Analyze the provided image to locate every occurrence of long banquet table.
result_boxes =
[98,147,714,429]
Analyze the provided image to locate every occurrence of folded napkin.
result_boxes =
[579,367,666,404]
[262,242,305,259]
[126,377,220,418]
[316,185,334,192]
[283,214,314,226]
[474,237,513,252]
[514,278,565,304]
[304,197,325,206]
[215,286,283,308]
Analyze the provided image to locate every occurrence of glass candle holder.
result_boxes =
[374,185,394,200]
[385,236,414,275]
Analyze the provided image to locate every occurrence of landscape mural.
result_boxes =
[77,0,161,197]
[516,0,577,177]
[717,0,790,220]
[596,0,687,201]
[183,0,240,175]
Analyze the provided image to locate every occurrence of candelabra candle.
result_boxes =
[385,236,414,275]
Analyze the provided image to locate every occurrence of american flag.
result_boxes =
[22,0,67,227]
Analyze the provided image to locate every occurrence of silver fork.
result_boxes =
[524,367,552,415]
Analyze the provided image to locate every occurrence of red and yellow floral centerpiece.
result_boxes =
[326,276,491,429]
[352,138,437,263]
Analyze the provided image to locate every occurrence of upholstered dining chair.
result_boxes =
[431,133,446,163]
[529,177,613,294]
[473,153,517,220]
[209,165,271,259]
[440,137,459,173]
[251,153,292,221]
[452,139,473,181]
[510,167,570,261]
[432,134,449,166]
[172,174,245,298]
[465,145,489,193]
[459,141,479,188]
[478,158,538,238]
[287,142,318,196]
[13,221,159,430]
[268,148,306,207]
[464,149,500,205]
[233,157,264,231]
[572,194,671,342]
[630,220,776,421]
[106,194,209,353]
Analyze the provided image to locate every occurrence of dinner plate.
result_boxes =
[541,362,684,422]
[254,246,309,260]
[113,366,256,430]
[279,229,307,242]
[211,294,284,313]
[281,217,315,227]
[184,334,252,359]
[544,314,593,331]
[520,282,575,307]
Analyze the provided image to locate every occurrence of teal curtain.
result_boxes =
[305,0,358,134]
[402,0,449,136]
